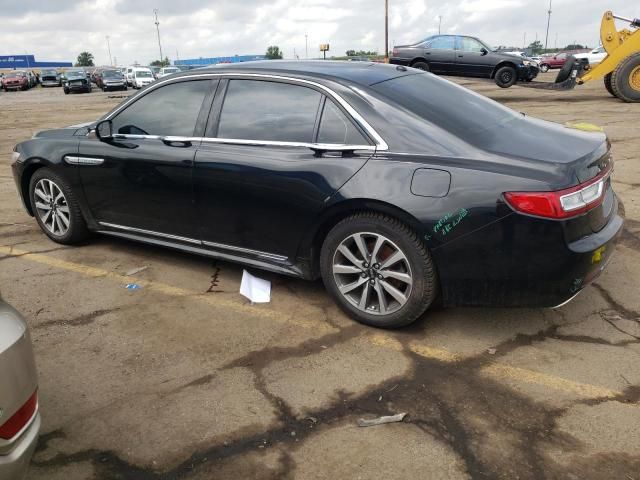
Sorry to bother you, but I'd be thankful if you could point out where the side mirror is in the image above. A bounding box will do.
[95,120,113,141]
[480,48,488,56]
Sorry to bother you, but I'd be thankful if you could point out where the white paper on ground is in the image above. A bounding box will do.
[239,269,271,303]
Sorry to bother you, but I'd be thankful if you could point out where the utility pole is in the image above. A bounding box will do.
[154,9,164,63]
[305,34,308,59]
[544,0,552,52]
[384,0,389,63]
[523,32,526,50]
[438,15,443,35]
[105,35,113,66]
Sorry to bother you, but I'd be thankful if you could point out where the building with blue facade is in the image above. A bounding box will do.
[0,55,72,70]
[175,54,266,67]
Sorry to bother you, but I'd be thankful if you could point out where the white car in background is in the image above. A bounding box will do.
[131,67,154,89]
[574,46,607,66]
[125,66,135,86]
[157,66,180,79]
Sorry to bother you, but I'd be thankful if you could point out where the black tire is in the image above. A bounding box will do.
[64,88,69,94]
[411,61,430,72]
[604,73,615,97]
[540,63,550,73]
[123,86,128,91]
[320,212,437,328]
[610,53,640,103]
[29,168,90,245]
[494,65,517,88]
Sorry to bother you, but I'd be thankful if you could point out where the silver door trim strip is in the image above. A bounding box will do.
[110,133,376,152]
[202,241,288,262]
[98,222,201,245]
[102,72,388,150]
[64,156,105,166]
[98,222,288,262]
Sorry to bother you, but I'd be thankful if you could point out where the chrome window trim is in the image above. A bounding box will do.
[64,156,105,166]
[98,222,288,262]
[103,72,388,151]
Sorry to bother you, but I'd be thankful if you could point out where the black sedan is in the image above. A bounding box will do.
[11,61,622,328]
[391,35,538,87]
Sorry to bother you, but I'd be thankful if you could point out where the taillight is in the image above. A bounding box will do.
[392,48,399,57]
[504,167,611,219]
[0,390,38,440]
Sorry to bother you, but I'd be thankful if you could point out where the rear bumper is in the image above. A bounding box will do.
[434,204,624,308]
[389,58,411,67]
[0,412,40,480]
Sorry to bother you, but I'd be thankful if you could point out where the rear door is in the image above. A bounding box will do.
[423,36,456,73]
[77,79,216,239]
[194,77,376,261]
[453,36,494,77]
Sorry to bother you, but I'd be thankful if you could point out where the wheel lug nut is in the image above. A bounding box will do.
[361,272,367,278]
[373,263,380,269]
[377,273,383,279]
[363,262,369,268]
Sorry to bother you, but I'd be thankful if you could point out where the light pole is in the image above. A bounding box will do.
[305,34,308,59]
[154,9,164,63]
[105,35,113,66]
[544,0,552,52]
[523,32,526,50]
[384,0,389,63]
[438,15,442,35]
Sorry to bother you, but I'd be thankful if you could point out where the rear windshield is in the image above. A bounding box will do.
[371,73,519,142]
[103,70,122,78]
[135,71,152,78]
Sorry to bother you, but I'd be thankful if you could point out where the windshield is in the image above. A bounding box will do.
[66,70,85,79]
[10,71,26,77]
[103,70,123,78]
[163,68,179,73]
[135,70,152,78]
[372,73,519,143]
[41,70,57,76]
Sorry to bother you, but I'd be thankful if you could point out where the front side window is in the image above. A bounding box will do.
[112,80,210,137]
[217,80,322,143]
[427,36,455,50]
[317,99,369,145]
[457,37,485,52]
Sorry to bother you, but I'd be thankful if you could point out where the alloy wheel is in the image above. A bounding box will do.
[34,179,70,236]
[332,232,413,315]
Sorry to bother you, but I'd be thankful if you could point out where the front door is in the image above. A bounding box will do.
[453,36,495,77]
[194,78,376,261]
[78,79,215,239]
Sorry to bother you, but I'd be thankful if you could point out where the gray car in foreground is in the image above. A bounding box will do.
[0,296,39,480]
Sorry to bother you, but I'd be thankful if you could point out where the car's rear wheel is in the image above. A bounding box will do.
[539,63,550,73]
[411,61,430,72]
[29,168,89,244]
[320,213,437,328]
[494,65,517,88]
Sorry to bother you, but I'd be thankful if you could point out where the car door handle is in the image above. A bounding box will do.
[458,55,464,58]
[161,136,193,148]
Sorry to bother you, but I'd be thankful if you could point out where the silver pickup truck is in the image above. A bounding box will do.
[0,296,40,480]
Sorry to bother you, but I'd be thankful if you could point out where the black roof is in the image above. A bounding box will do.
[192,60,415,87]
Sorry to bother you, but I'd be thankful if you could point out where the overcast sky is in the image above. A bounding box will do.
[0,0,637,66]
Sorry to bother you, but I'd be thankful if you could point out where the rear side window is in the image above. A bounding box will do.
[372,73,518,142]
[112,80,210,137]
[427,36,455,50]
[217,80,322,142]
[317,99,370,145]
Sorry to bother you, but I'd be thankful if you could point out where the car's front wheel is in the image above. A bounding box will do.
[320,213,437,328]
[495,66,517,88]
[29,168,89,244]
[539,63,550,73]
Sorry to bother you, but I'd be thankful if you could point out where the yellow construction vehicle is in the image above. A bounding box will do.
[520,11,640,102]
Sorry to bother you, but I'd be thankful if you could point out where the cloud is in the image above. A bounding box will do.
[0,0,637,66]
